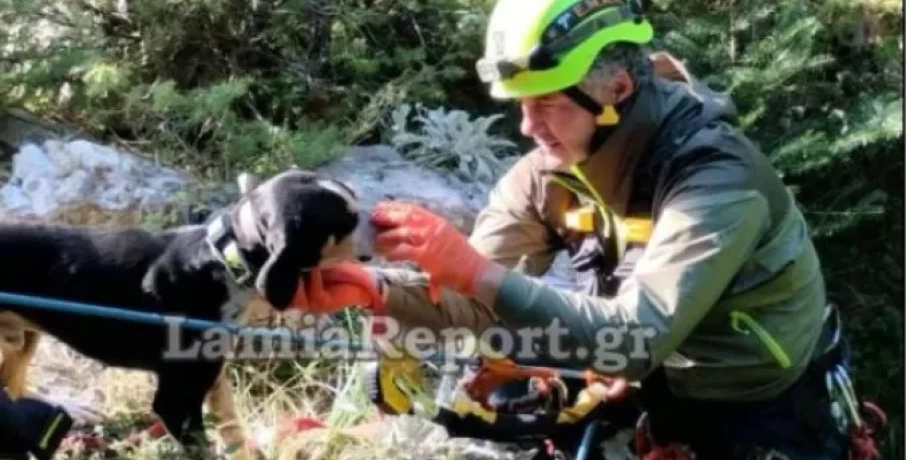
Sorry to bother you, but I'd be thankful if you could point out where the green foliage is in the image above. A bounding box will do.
[1,0,492,180]
[652,0,902,233]
[385,103,519,184]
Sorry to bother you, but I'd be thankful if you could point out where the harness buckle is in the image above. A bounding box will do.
[205,212,255,287]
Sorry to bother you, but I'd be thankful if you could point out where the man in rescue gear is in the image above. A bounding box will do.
[289,0,885,458]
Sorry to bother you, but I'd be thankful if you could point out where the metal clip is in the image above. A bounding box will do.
[826,371,849,434]
[393,374,439,418]
[826,364,861,429]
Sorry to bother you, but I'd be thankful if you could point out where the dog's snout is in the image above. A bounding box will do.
[352,209,377,263]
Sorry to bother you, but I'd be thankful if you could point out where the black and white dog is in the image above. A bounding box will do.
[0,168,373,456]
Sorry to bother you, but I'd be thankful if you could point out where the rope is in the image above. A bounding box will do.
[0,290,477,368]
[0,290,377,351]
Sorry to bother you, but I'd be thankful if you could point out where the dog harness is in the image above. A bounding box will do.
[205,211,256,288]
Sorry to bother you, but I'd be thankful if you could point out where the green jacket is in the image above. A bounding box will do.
[379,58,828,402]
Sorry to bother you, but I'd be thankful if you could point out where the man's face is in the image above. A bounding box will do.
[519,92,597,167]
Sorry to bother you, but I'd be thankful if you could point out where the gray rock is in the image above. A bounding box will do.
[315,145,491,234]
[55,169,95,204]
[0,139,190,217]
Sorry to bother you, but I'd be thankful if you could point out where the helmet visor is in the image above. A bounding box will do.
[475,57,528,83]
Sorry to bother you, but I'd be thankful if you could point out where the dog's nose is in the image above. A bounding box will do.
[352,209,377,264]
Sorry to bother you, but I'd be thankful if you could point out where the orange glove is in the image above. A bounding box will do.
[371,201,491,303]
[290,262,384,314]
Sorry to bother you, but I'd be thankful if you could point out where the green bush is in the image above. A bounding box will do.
[1,0,494,179]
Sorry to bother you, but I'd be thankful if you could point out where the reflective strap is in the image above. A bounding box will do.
[729,311,793,369]
[568,165,626,259]
[821,303,843,356]
[38,411,66,450]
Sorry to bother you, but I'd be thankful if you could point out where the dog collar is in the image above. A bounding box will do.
[205,212,255,287]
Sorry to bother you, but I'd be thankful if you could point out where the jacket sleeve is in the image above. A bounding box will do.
[379,151,565,334]
[489,171,771,381]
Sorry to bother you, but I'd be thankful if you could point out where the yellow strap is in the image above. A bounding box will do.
[375,342,425,415]
[565,206,597,232]
[380,360,424,414]
[567,165,629,258]
[624,216,653,243]
[450,393,498,424]
[551,168,654,257]
[555,380,616,424]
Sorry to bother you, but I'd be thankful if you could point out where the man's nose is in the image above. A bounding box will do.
[519,102,543,138]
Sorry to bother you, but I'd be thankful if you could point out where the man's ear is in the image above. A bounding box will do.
[254,221,323,310]
[610,69,636,105]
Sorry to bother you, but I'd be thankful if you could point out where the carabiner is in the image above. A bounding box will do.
[393,374,439,418]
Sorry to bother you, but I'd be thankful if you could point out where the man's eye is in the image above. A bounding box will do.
[542,104,562,113]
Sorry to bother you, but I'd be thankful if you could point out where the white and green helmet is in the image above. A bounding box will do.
[476,0,654,100]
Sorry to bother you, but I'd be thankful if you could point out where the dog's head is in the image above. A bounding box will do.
[228,169,375,310]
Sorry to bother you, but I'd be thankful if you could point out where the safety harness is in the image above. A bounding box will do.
[362,348,636,460]
[359,330,887,460]
[628,304,889,460]
[205,210,258,288]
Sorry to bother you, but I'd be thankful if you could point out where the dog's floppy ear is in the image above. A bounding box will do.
[254,216,325,310]
[256,227,299,310]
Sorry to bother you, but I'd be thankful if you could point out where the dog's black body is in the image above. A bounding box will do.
[0,169,366,452]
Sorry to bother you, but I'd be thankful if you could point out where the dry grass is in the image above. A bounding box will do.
[21,280,521,459]
[27,334,528,460]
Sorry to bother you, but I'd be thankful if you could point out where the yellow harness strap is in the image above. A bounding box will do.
[564,206,653,244]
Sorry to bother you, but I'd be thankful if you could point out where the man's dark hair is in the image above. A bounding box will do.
[579,42,654,95]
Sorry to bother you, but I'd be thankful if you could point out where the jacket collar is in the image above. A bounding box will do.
[545,77,662,218]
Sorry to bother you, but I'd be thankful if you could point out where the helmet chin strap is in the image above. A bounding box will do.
[561,85,623,154]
